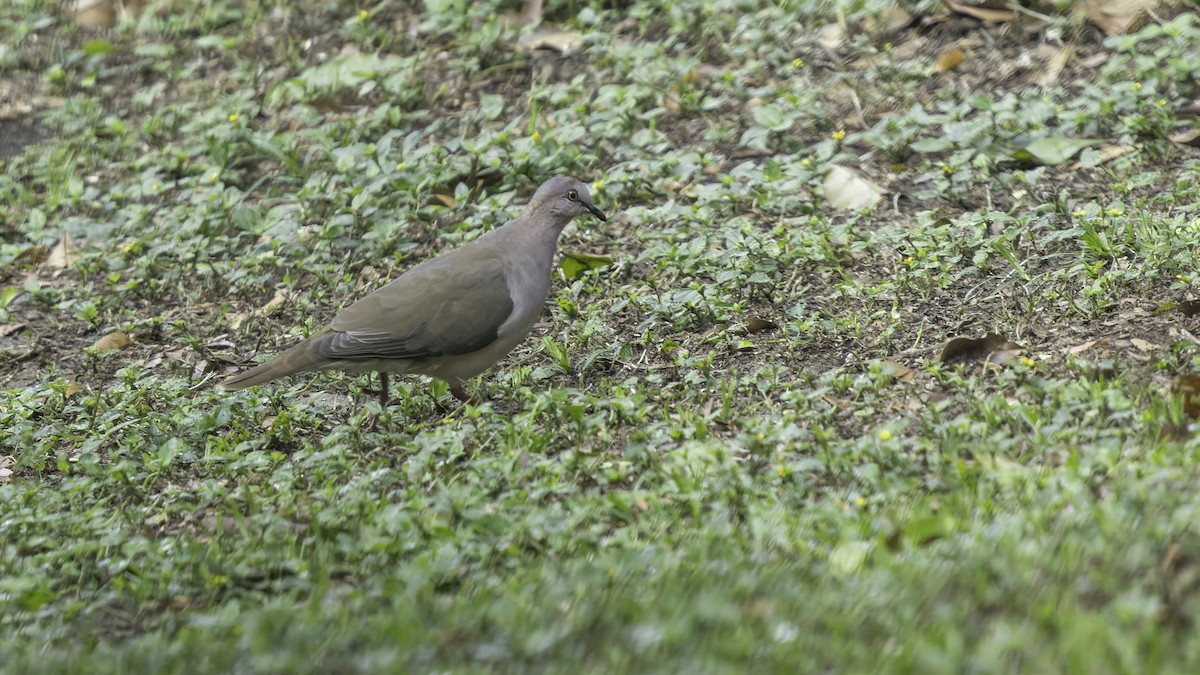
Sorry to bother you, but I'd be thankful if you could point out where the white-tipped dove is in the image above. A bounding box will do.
[218,176,606,405]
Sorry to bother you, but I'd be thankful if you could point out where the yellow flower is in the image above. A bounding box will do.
[942,164,952,174]
[151,183,161,192]
[1158,99,1167,106]
[832,129,846,140]
[531,130,541,141]
[776,465,791,478]
[1134,81,1142,90]
[755,432,765,441]
[792,58,804,68]
[592,178,606,192]
[207,170,219,184]
[1020,357,1035,367]
[395,162,406,171]
[228,113,239,123]
[878,430,892,441]
[1107,208,1124,216]
[357,9,368,21]
[1072,210,1085,216]
[854,496,867,507]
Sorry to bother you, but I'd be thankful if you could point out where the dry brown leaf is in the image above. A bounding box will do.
[517,25,582,54]
[226,311,249,331]
[92,331,132,351]
[823,165,883,211]
[47,234,82,269]
[1067,338,1110,356]
[259,288,292,314]
[64,381,83,398]
[1083,0,1163,35]
[944,0,1016,22]
[1035,45,1073,87]
[0,323,26,338]
[881,358,917,382]
[936,47,966,71]
[745,317,777,334]
[1177,300,1200,317]
[1130,338,1156,353]
[940,332,1023,364]
[192,359,210,381]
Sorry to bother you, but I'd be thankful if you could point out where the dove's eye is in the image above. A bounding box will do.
[567,190,578,201]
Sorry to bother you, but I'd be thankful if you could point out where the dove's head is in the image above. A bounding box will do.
[529,176,606,223]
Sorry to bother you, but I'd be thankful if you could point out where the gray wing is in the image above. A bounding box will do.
[308,261,515,362]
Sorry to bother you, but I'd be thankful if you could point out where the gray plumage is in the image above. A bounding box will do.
[217,176,606,403]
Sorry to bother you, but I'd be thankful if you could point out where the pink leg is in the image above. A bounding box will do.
[450,386,478,404]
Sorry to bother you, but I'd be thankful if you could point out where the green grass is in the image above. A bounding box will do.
[3,0,1200,672]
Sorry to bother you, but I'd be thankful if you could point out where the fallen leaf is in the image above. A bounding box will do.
[936,47,966,72]
[64,381,83,398]
[745,317,777,334]
[1130,338,1156,353]
[0,323,26,338]
[259,288,292,314]
[1035,45,1073,86]
[0,467,11,479]
[1084,0,1157,35]
[1177,300,1200,317]
[880,358,916,382]
[46,234,82,269]
[193,359,218,382]
[940,332,1023,364]
[516,25,582,54]
[92,331,132,351]
[560,251,614,280]
[1067,338,1110,356]
[944,0,1015,22]
[823,165,883,211]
